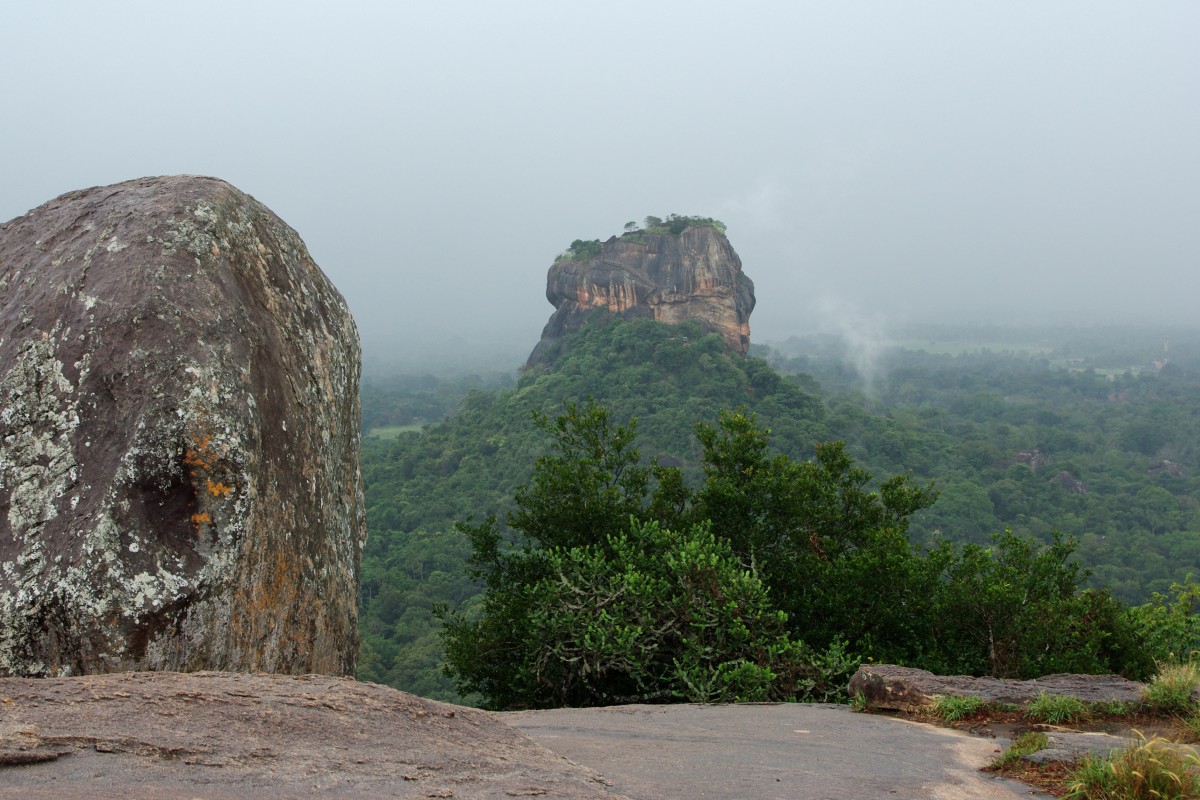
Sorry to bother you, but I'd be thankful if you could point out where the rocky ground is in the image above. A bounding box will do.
[4,667,1193,799]
[0,672,628,799]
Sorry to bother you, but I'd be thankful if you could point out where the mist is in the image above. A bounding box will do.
[3,2,1197,370]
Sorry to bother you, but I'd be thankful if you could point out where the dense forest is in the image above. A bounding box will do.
[358,318,1200,704]
[764,325,1200,603]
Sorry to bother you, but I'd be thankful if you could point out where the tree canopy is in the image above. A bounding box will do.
[438,401,1145,709]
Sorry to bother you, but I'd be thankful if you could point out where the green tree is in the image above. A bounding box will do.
[507,402,660,549]
[926,530,1144,678]
[440,519,829,708]
[438,402,859,708]
[690,411,938,659]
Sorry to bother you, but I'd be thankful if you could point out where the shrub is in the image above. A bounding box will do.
[1127,579,1200,667]
[1025,692,1091,725]
[926,531,1141,679]
[1065,733,1200,800]
[441,518,829,708]
[555,238,602,262]
[1143,654,1200,716]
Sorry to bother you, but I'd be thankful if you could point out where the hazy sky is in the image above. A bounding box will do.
[3,2,1197,366]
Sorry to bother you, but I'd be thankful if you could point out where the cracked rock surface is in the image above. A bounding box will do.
[0,176,365,677]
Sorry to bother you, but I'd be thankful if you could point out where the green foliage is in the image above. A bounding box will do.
[1129,580,1200,665]
[640,213,727,236]
[690,410,939,664]
[358,316,827,700]
[926,531,1145,679]
[437,401,857,708]
[1143,655,1200,716]
[933,694,986,722]
[508,403,665,549]
[766,326,1200,608]
[439,395,1137,708]
[361,370,514,431]
[555,238,603,262]
[1065,734,1200,800]
[360,320,1200,701]
[1025,692,1091,725]
[440,518,823,709]
[1094,700,1134,717]
[356,527,478,700]
[991,731,1049,768]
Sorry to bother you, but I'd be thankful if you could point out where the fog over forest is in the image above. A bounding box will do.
[3,3,1197,368]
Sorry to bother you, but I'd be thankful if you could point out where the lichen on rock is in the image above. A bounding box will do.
[0,175,365,677]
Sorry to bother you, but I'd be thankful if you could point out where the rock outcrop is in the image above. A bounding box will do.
[0,176,365,677]
[1148,459,1187,478]
[848,664,1147,713]
[0,672,628,799]
[1054,470,1089,495]
[527,223,755,366]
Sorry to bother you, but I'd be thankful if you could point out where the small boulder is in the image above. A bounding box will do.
[0,176,365,677]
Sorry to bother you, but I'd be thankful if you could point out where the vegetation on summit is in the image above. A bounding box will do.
[554,214,729,261]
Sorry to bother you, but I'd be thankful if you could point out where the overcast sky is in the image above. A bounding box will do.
[3,2,1197,367]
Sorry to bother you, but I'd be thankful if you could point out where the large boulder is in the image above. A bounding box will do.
[0,176,365,677]
[527,223,755,366]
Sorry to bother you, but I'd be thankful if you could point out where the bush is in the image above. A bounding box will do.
[926,531,1142,679]
[556,238,602,262]
[1143,655,1200,715]
[440,519,831,708]
[1065,734,1200,800]
[1128,579,1200,668]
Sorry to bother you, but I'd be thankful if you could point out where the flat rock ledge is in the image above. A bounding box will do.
[1020,731,1139,765]
[849,664,1147,713]
[0,671,630,800]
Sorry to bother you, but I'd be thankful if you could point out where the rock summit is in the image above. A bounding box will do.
[527,218,755,366]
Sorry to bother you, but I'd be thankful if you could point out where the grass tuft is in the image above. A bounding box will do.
[1181,715,1200,743]
[1092,700,1134,717]
[1143,654,1200,716]
[1025,691,1091,725]
[1064,732,1200,800]
[991,730,1050,768]
[933,694,986,722]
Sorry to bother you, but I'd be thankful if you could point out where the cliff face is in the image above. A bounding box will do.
[527,225,755,366]
[0,176,365,677]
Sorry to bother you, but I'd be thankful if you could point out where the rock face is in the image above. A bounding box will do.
[0,672,628,800]
[527,225,755,366]
[848,664,1147,712]
[0,176,365,677]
